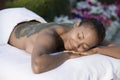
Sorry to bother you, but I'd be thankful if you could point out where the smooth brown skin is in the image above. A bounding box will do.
[9,21,120,74]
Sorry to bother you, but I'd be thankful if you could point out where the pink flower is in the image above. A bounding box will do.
[116,5,120,18]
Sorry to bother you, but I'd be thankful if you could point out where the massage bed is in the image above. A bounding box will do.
[0,8,120,80]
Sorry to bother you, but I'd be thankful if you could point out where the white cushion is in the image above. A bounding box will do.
[0,7,47,45]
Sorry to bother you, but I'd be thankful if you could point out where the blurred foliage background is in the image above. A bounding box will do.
[0,0,119,22]
[5,0,70,22]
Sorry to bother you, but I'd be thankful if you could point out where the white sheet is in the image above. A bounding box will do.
[0,7,47,45]
[0,44,120,80]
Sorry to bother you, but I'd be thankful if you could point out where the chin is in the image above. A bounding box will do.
[65,46,71,51]
[65,46,70,50]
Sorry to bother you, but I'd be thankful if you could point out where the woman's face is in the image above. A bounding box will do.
[65,25,98,52]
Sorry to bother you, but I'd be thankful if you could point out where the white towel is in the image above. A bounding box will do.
[0,44,120,80]
[0,7,47,45]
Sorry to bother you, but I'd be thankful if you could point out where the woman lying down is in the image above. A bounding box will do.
[9,18,120,74]
[5,8,120,74]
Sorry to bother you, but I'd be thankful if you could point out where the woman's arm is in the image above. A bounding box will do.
[79,40,120,59]
[95,41,120,59]
[32,51,70,74]
[31,29,82,74]
[31,29,71,74]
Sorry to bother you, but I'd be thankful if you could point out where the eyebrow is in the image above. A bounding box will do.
[82,32,84,39]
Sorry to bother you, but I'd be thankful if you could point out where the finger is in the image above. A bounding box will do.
[64,50,80,54]
[81,50,94,55]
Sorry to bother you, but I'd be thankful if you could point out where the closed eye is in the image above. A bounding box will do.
[78,36,81,40]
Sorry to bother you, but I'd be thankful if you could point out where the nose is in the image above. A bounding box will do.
[73,41,85,52]
[77,47,85,52]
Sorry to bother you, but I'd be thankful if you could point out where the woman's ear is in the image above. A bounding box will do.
[73,21,80,28]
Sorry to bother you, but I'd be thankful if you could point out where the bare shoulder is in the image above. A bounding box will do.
[52,23,73,35]
[36,22,73,35]
[32,29,64,54]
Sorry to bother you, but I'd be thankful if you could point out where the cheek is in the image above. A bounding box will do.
[70,30,78,39]
[64,40,71,50]
[70,33,75,39]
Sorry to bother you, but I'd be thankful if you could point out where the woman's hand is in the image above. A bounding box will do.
[80,48,97,55]
[64,51,82,59]
[64,47,98,56]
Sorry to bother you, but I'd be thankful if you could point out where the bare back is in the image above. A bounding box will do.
[9,21,73,54]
